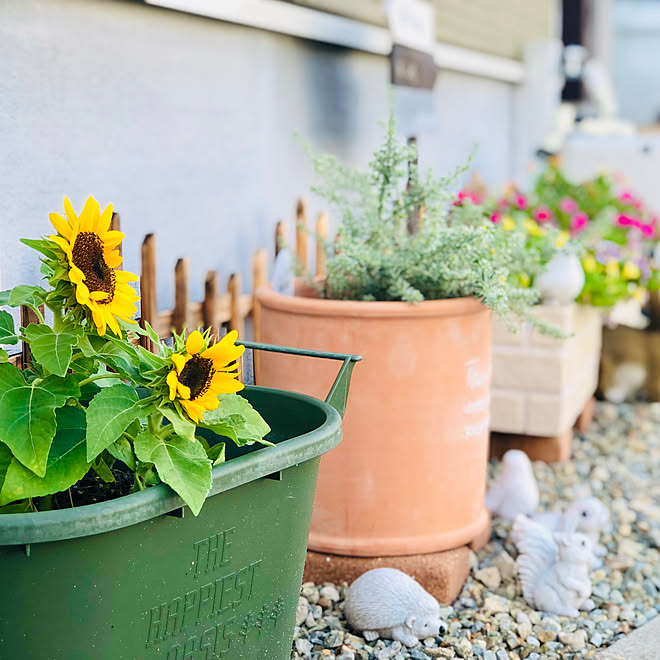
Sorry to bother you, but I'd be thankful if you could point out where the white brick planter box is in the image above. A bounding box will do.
[491,304,602,436]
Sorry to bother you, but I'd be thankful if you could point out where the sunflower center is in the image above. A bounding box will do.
[72,232,116,304]
[179,355,215,400]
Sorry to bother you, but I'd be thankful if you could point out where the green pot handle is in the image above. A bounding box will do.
[238,341,361,418]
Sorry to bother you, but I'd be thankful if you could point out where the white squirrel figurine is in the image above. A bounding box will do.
[532,496,610,565]
[343,568,447,647]
[512,515,595,617]
[485,450,539,520]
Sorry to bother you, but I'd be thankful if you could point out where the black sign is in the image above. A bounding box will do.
[390,44,437,90]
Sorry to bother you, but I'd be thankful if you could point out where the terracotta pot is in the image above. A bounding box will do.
[254,284,492,557]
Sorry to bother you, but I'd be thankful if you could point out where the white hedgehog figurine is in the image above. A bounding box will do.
[485,449,539,520]
[343,568,447,647]
[513,515,595,617]
[532,496,610,565]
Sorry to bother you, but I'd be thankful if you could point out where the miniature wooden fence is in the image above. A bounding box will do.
[8,199,330,370]
[277,198,329,280]
[7,213,268,368]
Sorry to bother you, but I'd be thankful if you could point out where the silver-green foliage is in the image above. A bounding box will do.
[309,116,546,324]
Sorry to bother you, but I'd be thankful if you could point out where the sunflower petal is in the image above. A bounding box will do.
[104,250,123,269]
[98,203,114,234]
[116,270,139,283]
[202,330,245,364]
[75,281,90,304]
[166,371,179,400]
[49,235,72,255]
[69,264,86,284]
[79,196,101,232]
[89,291,109,301]
[49,213,72,240]
[102,230,125,250]
[91,306,107,336]
[106,312,121,337]
[181,400,203,423]
[171,353,189,374]
[177,382,191,400]
[186,330,205,356]
[63,197,79,233]
[210,373,245,394]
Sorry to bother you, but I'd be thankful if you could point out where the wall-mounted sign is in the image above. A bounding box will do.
[385,0,436,90]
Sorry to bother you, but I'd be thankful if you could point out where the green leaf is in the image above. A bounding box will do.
[23,323,82,377]
[0,500,32,514]
[199,393,272,447]
[85,384,156,462]
[0,366,80,477]
[0,311,18,344]
[7,285,47,310]
[106,435,137,471]
[0,406,90,505]
[0,443,13,492]
[0,290,10,306]
[92,455,115,483]
[20,237,60,260]
[78,335,144,384]
[207,442,226,466]
[134,431,212,516]
[160,406,196,442]
[0,349,8,363]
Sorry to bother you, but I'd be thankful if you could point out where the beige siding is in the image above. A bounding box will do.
[286,0,552,59]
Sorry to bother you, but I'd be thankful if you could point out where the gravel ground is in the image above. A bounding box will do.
[291,401,660,659]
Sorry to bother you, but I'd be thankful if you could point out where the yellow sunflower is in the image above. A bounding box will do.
[167,330,245,423]
[48,196,139,336]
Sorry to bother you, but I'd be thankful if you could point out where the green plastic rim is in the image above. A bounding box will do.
[0,385,342,547]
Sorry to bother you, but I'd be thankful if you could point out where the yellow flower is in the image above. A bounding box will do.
[622,261,641,280]
[502,216,516,231]
[167,330,245,423]
[518,272,531,287]
[48,197,139,336]
[606,260,620,278]
[555,231,570,248]
[582,254,597,273]
[631,287,647,304]
[523,219,546,237]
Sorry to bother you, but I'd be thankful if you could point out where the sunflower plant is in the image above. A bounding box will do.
[0,197,270,516]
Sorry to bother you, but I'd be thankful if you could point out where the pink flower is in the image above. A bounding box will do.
[570,212,589,233]
[453,190,483,206]
[513,193,528,210]
[490,211,501,223]
[617,214,636,228]
[533,206,553,223]
[559,197,578,214]
[619,191,636,204]
[497,197,510,210]
[640,223,656,238]
[619,190,643,210]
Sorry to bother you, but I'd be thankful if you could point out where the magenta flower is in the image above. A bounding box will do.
[559,197,578,214]
[533,206,553,223]
[497,197,510,210]
[617,214,636,228]
[490,211,501,223]
[619,191,636,204]
[513,193,528,210]
[570,212,589,234]
[453,190,483,206]
[640,223,656,238]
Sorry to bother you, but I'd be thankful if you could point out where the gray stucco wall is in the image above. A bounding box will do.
[1,0,515,314]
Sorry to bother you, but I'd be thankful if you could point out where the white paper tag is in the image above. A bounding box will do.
[385,0,435,55]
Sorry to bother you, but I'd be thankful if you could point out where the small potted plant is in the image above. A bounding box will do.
[0,197,359,659]
[254,117,551,570]
[483,165,659,456]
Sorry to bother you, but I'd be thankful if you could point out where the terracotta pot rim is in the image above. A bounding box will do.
[256,284,488,319]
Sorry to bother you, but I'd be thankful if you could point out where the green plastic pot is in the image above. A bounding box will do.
[0,342,359,660]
